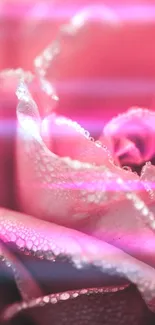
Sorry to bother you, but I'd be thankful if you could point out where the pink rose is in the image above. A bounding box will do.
[1,3,155,325]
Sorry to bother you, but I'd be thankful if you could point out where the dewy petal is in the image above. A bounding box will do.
[141,162,155,202]
[41,112,114,166]
[15,81,152,231]
[0,69,33,209]
[100,136,143,166]
[89,197,155,269]
[34,4,155,129]
[0,240,41,301]
[103,107,155,165]
[3,285,154,325]
[1,208,155,312]
[140,162,155,223]
[29,77,59,118]
[0,67,57,208]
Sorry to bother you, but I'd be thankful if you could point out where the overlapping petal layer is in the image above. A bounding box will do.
[1,3,155,325]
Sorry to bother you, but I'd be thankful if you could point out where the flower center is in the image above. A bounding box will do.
[104,109,155,176]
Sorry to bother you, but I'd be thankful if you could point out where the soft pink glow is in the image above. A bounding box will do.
[1,3,155,22]
[1,3,155,323]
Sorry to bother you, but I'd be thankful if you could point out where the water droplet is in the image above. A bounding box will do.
[60,292,70,300]
[146,161,151,166]
[122,166,132,172]
[84,130,90,138]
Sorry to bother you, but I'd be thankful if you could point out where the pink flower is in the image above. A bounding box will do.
[1,3,155,325]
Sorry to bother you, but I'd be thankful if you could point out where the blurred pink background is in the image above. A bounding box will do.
[1,0,155,123]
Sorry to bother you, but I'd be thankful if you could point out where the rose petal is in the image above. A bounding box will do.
[0,237,42,320]
[0,68,58,212]
[103,108,155,166]
[0,251,21,314]
[141,162,155,202]
[35,5,155,125]
[41,112,113,166]
[29,77,58,118]
[0,69,34,209]
[3,285,154,325]
[0,241,41,301]
[100,135,143,166]
[1,208,155,311]
[15,81,148,230]
[89,197,155,268]
[15,79,155,277]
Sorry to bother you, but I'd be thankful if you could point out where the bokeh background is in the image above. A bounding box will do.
[1,0,155,124]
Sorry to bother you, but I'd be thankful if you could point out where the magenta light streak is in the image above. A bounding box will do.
[0,119,16,135]
[55,78,155,96]
[1,3,155,23]
[25,179,155,192]
[116,4,155,22]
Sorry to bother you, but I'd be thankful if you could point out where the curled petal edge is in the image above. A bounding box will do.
[0,208,155,312]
